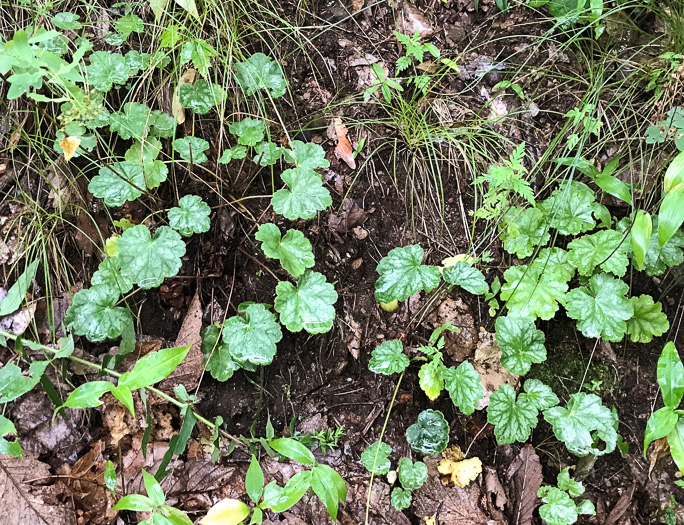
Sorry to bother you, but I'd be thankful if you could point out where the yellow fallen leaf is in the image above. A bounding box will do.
[173,68,197,125]
[425,515,436,525]
[437,456,482,488]
[380,299,399,312]
[59,136,81,162]
[439,254,475,273]
[200,498,250,525]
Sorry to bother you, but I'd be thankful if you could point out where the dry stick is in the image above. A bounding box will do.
[364,369,405,525]
[0,330,246,448]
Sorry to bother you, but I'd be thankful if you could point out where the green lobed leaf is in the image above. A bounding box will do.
[287,141,330,170]
[108,102,153,140]
[521,379,559,411]
[565,273,634,342]
[178,79,225,114]
[499,206,550,258]
[179,40,217,77]
[200,324,242,381]
[234,53,288,97]
[89,162,145,207]
[390,487,412,511]
[119,345,191,390]
[442,261,488,295]
[0,415,22,456]
[537,487,580,525]
[64,284,132,342]
[539,180,596,236]
[92,257,133,294]
[406,409,449,455]
[271,168,332,220]
[626,295,669,343]
[0,361,49,404]
[222,303,282,365]
[254,142,284,166]
[255,223,314,277]
[658,342,684,409]
[124,139,168,189]
[274,270,337,333]
[87,51,129,92]
[443,361,483,415]
[168,195,211,237]
[115,14,144,36]
[173,136,209,163]
[557,468,584,497]
[495,316,546,375]
[52,12,82,30]
[567,229,630,277]
[543,392,618,457]
[368,340,409,375]
[487,384,539,445]
[374,245,442,303]
[229,117,265,146]
[397,458,428,490]
[117,225,186,289]
[639,218,684,276]
[360,441,392,474]
[218,146,247,164]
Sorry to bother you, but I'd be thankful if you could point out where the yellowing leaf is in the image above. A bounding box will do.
[440,254,475,273]
[425,515,436,525]
[437,456,482,487]
[59,136,81,162]
[105,235,120,257]
[200,498,250,525]
[380,299,399,312]
[173,68,197,125]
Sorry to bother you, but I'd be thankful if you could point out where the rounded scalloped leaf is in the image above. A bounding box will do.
[64,284,132,342]
[274,270,337,334]
[368,340,409,375]
[222,303,282,366]
[406,409,449,455]
[168,195,211,237]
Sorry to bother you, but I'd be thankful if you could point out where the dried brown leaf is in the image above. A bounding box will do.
[173,68,197,125]
[331,118,356,169]
[506,444,543,525]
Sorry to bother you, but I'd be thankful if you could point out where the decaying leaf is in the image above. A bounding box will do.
[648,437,670,476]
[330,117,356,169]
[506,444,543,525]
[437,452,483,488]
[59,136,81,162]
[173,68,197,125]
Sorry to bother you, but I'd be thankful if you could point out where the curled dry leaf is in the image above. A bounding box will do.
[173,68,197,125]
[437,456,483,487]
[59,136,81,162]
[330,117,356,169]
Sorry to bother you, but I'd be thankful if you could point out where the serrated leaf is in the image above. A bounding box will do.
[487,384,539,445]
[406,409,449,455]
[557,468,584,497]
[443,361,483,415]
[539,180,596,235]
[178,79,225,114]
[368,340,409,375]
[168,195,211,237]
[0,415,22,456]
[501,249,573,320]
[391,488,412,510]
[234,53,288,97]
[537,487,580,525]
[124,138,168,189]
[274,270,337,333]
[374,245,441,303]
[222,303,282,365]
[255,223,314,277]
[288,141,330,170]
[397,458,428,490]
[115,14,144,36]
[419,358,445,401]
[218,146,247,164]
[361,441,392,474]
[119,345,191,390]
[89,162,145,207]
[521,379,558,411]
[500,206,550,258]
[254,142,284,166]
[442,261,488,295]
[92,257,134,294]
[117,225,186,289]
[565,273,633,341]
[109,102,153,140]
[658,342,684,409]
[626,294,669,343]
[229,117,265,146]
[87,51,129,92]
[0,361,49,404]
[150,110,176,138]
[567,229,630,277]
[495,316,546,375]
[543,392,618,456]
[173,136,209,163]
[271,168,332,220]
[64,284,131,342]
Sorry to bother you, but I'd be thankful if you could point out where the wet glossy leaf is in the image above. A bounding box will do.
[89,162,145,207]
[658,342,684,408]
[626,294,669,343]
[222,303,282,365]
[178,79,225,114]
[567,229,630,277]
[442,261,488,295]
[390,488,412,511]
[397,458,428,490]
[499,206,550,258]
[495,316,546,375]
[406,409,449,455]
[539,180,596,236]
[173,136,209,163]
[487,384,538,445]
[374,245,441,303]
[64,284,131,342]
[108,102,153,140]
[274,270,337,333]
[229,117,265,146]
[443,361,483,415]
[87,51,129,92]
[234,53,288,97]
[368,340,409,375]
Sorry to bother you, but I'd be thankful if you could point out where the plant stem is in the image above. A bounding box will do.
[1,330,245,447]
[364,369,405,525]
